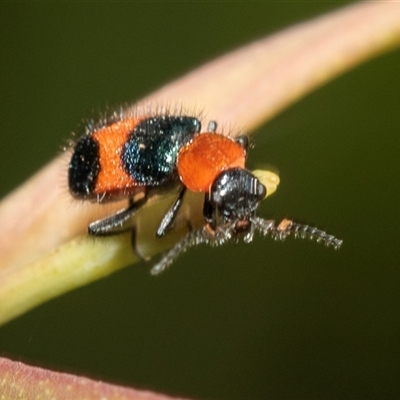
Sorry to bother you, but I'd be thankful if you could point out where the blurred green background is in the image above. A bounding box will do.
[1,3,399,399]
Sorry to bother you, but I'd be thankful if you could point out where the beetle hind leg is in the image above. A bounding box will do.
[88,195,147,236]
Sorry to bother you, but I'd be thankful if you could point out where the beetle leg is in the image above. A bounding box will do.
[88,194,147,236]
[156,186,186,238]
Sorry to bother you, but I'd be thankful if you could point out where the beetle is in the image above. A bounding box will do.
[68,112,342,274]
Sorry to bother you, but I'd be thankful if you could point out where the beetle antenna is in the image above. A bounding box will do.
[151,218,342,275]
[252,217,343,249]
[150,224,236,275]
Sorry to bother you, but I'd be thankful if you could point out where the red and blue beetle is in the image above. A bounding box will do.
[68,112,342,274]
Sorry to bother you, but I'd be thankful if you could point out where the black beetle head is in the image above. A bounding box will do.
[204,168,266,233]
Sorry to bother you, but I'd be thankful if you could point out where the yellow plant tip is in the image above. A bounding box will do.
[252,169,280,198]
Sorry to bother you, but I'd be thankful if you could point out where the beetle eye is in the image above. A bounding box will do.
[258,182,267,199]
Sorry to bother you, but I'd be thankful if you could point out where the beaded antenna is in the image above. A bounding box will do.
[151,218,342,275]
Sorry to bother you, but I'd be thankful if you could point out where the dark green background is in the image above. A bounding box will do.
[1,3,399,399]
